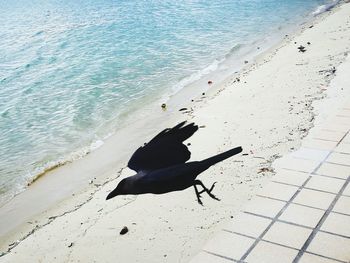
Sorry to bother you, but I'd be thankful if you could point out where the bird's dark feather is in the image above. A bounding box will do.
[127,122,198,172]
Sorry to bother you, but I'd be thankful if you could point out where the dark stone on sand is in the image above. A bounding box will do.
[207,80,213,84]
[120,226,129,235]
[244,60,248,64]
[309,25,314,28]
[202,92,205,96]
[68,242,74,248]
[187,143,191,146]
[179,108,187,111]
[161,103,166,109]
[307,42,311,45]
[298,45,306,53]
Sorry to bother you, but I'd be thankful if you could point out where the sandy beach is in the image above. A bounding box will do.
[1,2,350,262]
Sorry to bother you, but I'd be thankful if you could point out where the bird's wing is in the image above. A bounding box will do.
[127,122,198,173]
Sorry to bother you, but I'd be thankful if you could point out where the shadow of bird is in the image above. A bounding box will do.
[106,122,242,205]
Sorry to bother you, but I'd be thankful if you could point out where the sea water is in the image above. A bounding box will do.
[0,0,334,205]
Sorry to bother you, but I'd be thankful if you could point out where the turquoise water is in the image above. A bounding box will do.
[0,0,331,204]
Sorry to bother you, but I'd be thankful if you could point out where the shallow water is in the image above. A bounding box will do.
[0,0,330,205]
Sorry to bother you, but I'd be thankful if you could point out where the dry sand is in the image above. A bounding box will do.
[1,2,350,262]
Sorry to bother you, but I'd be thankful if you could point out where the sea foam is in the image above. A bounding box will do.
[313,0,340,15]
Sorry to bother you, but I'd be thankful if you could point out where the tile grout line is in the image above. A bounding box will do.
[201,250,240,262]
[331,210,350,217]
[237,140,339,261]
[312,173,347,181]
[304,251,348,263]
[225,230,348,263]
[255,195,350,216]
[227,230,299,251]
[274,171,347,183]
[238,175,313,261]
[320,229,350,240]
[260,180,342,195]
[227,230,349,262]
[325,161,350,167]
[198,130,349,262]
[270,180,347,194]
[289,129,350,262]
[241,211,350,239]
[292,176,350,263]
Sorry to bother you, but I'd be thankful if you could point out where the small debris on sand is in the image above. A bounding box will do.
[207,80,213,85]
[297,45,306,53]
[257,167,273,174]
[179,108,187,111]
[68,242,74,248]
[161,103,166,109]
[120,226,129,235]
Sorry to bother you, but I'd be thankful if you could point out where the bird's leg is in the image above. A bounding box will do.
[193,184,203,205]
[194,180,220,201]
[198,181,217,195]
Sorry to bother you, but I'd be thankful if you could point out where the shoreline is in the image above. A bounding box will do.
[0,0,328,209]
[1,1,350,261]
[0,0,320,227]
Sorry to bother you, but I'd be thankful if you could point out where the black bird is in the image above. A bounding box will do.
[106,122,242,205]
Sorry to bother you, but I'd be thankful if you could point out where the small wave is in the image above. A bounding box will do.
[26,139,104,186]
[171,57,224,93]
[33,30,44,37]
[170,43,245,94]
[312,0,340,16]
[225,44,244,59]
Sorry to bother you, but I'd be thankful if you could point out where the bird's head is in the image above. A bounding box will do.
[106,178,128,200]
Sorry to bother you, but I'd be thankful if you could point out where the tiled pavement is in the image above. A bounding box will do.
[190,102,350,263]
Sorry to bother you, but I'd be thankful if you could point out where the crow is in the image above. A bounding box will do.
[106,122,242,205]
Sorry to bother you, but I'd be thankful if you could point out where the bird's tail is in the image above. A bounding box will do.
[201,146,242,168]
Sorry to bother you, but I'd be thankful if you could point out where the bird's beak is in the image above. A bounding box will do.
[106,188,119,200]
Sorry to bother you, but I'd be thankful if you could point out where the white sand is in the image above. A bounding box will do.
[1,2,350,262]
